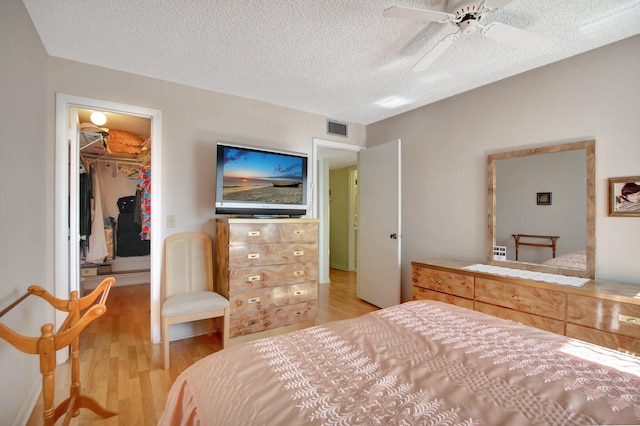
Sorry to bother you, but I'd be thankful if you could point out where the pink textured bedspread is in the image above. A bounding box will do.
[542,250,587,269]
[160,300,640,425]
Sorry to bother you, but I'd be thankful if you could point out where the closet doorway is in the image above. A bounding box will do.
[55,94,163,347]
[78,109,152,291]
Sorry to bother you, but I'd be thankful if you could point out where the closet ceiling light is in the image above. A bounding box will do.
[90,111,107,126]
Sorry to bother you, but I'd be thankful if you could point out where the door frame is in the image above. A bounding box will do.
[348,166,358,272]
[311,138,362,283]
[55,94,163,344]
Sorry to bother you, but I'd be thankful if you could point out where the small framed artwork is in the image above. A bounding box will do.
[608,176,640,216]
[493,245,506,261]
[537,192,552,205]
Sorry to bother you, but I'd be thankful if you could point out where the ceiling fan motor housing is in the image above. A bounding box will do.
[448,0,483,34]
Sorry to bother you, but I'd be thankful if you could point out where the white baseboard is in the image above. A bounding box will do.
[329,263,350,271]
[109,255,150,272]
[16,375,42,426]
[82,270,150,293]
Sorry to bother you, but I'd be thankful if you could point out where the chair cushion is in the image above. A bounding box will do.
[162,291,229,317]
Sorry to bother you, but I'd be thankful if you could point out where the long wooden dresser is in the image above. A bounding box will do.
[412,259,640,356]
[215,218,319,342]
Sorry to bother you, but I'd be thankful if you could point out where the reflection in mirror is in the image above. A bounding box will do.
[487,140,595,279]
[497,150,586,264]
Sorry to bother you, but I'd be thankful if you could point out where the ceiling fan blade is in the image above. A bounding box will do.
[411,31,460,72]
[383,6,454,23]
[482,0,515,11]
[481,22,543,51]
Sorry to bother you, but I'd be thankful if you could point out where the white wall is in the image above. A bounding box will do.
[46,58,366,233]
[0,0,51,422]
[93,162,140,220]
[367,35,640,301]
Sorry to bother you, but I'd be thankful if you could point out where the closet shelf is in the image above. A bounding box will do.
[79,131,105,152]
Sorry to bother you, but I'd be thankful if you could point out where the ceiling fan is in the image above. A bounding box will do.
[384,0,543,72]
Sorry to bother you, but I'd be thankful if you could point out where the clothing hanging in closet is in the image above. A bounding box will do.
[79,170,93,255]
[138,163,151,240]
[85,166,109,263]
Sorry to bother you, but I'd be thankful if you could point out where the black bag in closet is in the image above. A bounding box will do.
[116,196,150,257]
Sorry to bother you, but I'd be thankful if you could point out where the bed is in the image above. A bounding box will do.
[159,300,640,425]
[542,250,587,270]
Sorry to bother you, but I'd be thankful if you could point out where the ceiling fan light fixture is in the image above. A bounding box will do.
[460,19,479,35]
[90,111,107,126]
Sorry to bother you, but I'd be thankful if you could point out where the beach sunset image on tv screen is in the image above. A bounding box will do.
[221,146,304,204]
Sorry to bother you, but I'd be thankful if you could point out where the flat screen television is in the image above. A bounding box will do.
[215,142,308,217]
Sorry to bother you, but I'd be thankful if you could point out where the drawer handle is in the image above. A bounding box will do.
[294,230,304,235]
[248,319,259,325]
[620,314,639,325]
[434,278,443,284]
[247,275,261,282]
[293,250,304,256]
[294,270,305,276]
[295,311,303,316]
[294,290,303,296]
[248,253,260,259]
[248,231,261,236]
[248,297,260,303]
[512,294,523,302]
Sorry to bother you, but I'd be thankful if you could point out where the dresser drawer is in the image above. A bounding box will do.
[229,243,318,268]
[228,222,318,245]
[475,301,565,335]
[475,278,566,320]
[228,263,318,291]
[412,266,474,299]
[230,300,318,337]
[229,283,318,315]
[412,286,474,309]
[567,294,640,339]
[566,323,640,357]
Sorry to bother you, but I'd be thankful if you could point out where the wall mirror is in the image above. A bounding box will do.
[487,140,595,279]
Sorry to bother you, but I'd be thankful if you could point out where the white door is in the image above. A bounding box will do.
[69,108,81,294]
[356,139,401,308]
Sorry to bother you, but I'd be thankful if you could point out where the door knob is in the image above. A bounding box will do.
[389,233,397,239]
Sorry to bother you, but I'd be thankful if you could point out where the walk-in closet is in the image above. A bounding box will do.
[78,109,152,292]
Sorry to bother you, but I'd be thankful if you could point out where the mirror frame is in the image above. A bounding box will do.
[487,139,595,279]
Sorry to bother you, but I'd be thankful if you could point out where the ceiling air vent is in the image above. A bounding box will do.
[327,120,348,137]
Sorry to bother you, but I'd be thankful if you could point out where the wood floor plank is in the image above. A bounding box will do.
[26,269,378,425]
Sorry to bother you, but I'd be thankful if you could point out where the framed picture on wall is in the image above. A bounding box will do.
[536,192,551,205]
[608,176,640,216]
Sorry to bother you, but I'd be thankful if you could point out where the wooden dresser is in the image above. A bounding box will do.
[412,259,640,356]
[215,218,319,341]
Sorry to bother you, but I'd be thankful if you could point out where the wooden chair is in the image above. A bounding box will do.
[0,277,117,425]
[162,232,230,370]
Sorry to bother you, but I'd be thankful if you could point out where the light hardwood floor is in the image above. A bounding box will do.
[27,269,378,425]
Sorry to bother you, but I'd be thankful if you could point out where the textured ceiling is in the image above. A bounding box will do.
[23,0,640,125]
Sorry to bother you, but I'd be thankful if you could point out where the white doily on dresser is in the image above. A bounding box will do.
[462,264,589,287]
